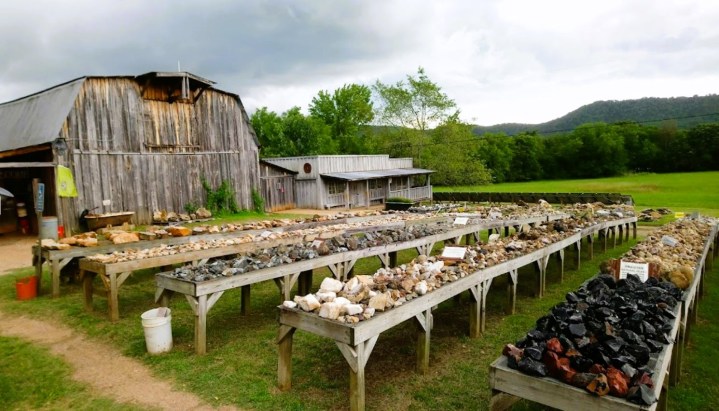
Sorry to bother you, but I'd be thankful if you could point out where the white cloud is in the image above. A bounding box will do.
[0,0,718,125]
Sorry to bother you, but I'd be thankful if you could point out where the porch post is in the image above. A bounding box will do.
[345,181,350,208]
[366,180,370,207]
[427,174,432,201]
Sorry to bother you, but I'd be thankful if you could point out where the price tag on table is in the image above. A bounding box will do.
[619,261,649,282]
[441,246,466,260]
[453,217,468,225]
[311,240,323,248]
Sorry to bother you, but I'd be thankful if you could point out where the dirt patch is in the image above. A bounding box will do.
[0,234,36,274]
[0,309,237,410]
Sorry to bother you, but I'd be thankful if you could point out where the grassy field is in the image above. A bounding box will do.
[2,232,718,410]
[435,171,719,217]
[1,171,717,410]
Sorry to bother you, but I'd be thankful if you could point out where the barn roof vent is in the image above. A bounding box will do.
[136,71,215,104]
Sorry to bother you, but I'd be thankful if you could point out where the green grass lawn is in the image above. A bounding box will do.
[0,336,146,410]
[4,233,717,410]
[434,171,719,217]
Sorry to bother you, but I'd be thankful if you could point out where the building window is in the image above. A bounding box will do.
[369,179,383,190]
[327,181,344,195]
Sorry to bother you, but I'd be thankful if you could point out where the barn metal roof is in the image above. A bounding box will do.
[0,77,85,153]
[321,167,433,181]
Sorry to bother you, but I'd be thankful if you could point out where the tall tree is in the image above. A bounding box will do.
[250,107,295,157]
[372,67,457,131]
[282,107,337,156]
[309,84,374,153]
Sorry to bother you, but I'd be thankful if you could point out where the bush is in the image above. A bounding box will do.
[252,188,265,214]
[386,197,414,203]
[201,177,240,215]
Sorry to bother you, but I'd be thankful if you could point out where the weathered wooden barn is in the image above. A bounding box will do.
[262,155,433,209]
[0,72,260,235]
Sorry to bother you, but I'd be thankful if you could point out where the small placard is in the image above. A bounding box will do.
[453,217,468,225]
[260,230,273,238]
[674,212,685,219]
[619,261,650,282]
[311,240,323,248]
[441,246,466,260]
[35,183,45,212]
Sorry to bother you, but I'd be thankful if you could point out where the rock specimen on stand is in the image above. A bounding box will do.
[501,274,683,405]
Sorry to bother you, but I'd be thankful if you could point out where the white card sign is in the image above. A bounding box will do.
[619,261,649,282]
[441,246,466,260]
[311,240,323,248]
[453,217,469,225]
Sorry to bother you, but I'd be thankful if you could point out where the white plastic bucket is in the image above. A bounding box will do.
[141,308,173,354]
[40,216,58,240]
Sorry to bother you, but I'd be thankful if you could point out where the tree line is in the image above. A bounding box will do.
[251,68,719,186]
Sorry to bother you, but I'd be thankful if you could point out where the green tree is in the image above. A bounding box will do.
[686,123,719,170]
[282,107,337,155]
[372,67,457,131]
[420,115,491,186]
[250,107,296,157]
[508,133,544,181]
[309,84,374,153]
[475,133,514,182]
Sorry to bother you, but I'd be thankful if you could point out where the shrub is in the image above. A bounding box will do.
[386,197,414,204]
[201,177,240,215]
[251,188,265,214]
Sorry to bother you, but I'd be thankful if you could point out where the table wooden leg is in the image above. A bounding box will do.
[336,336,378,411]
[469,285,481,338]
[241,285,251,315]
[575,241,581,270]
[278,325,296,391]
[34,248,43,294]
[196,295,208,355]
[82,270,94,312]
[416,309,432,374]
[51,258,61,298]
[506,270,517,315]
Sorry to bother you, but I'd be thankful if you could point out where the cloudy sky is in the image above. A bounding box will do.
[1,0,718,125]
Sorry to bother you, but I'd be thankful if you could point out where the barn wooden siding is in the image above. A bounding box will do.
[260,162,295,212]
[56,77,259,232]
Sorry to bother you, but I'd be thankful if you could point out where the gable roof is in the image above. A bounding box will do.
[0,72,259,153]
[0,77,86,153]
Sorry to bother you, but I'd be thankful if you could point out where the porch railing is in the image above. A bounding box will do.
[389,186,432,201]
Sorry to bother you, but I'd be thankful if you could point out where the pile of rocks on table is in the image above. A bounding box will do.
[602,217,717,289]
[638,208,673,222]
[166,224,450,282]
[283,218,582,324]
[502,274,682,405]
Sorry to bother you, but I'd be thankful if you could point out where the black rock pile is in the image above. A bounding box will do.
[503,274,682,405]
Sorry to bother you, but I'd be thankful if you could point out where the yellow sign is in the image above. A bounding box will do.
[56,165,78,197]
[674,212,685,219]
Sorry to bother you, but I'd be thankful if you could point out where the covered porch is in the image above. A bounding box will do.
[321,168,433,209]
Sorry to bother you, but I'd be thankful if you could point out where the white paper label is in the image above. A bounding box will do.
[453,217,469,225]
[260,230,273,238]
[661,235,678,247]
[311,240,323,248]
[441,246,466,260]
[619,261,649,282]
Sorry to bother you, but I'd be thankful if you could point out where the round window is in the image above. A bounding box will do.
[303,163,312,173]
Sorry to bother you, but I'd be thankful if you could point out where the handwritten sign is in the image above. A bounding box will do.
[260,230,273,238]
[661,235,678,247]
[453,217,468,225]
[441,246,466,260]
[311,240,323,248]
[619,261,649,282]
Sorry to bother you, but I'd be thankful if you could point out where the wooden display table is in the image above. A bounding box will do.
[489,302,680,411]
[154,214,566,354]
[34,213,446,297]
[276,231,587,411]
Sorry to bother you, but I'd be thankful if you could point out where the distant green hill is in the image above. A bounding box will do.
[473,94,719,135]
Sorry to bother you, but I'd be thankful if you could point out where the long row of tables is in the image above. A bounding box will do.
[275,216,637,411]
[153,213,574,354]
